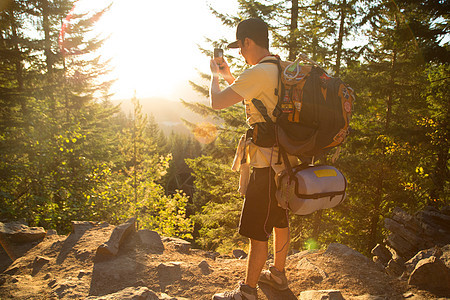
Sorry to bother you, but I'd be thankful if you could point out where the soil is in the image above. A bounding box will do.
[0,223,447,300]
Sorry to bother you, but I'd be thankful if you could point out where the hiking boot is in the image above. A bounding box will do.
[212,281,258,300]
[258,265,288,290]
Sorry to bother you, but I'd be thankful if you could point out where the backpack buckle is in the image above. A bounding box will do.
[273,105,282,118]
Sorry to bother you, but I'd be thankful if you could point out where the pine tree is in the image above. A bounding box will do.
[0,0,118,232]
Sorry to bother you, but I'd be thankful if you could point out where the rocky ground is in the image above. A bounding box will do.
[0,218,448,300]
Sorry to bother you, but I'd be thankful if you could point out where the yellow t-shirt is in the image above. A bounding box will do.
[229,56,298,194]
[230,56,279,125]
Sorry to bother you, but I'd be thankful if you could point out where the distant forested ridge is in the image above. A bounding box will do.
[0,0,448,255]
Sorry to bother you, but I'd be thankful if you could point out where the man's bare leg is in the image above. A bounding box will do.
[245,238,268,288]
[273,227,290,272]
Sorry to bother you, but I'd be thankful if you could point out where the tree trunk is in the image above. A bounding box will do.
[335,0,346,77]
[312,210,322,241]
[368,174,383,253]
[429,135,449,204]
[386,14,399,131]
[41,0,53,78]
[386,49,397,131]
[288,0,299,61]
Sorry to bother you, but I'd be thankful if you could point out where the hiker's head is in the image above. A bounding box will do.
[228,18,270,64]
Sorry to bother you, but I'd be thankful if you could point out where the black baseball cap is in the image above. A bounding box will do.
[227,18,269,49]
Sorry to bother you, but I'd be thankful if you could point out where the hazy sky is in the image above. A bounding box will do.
[76,0,238,101]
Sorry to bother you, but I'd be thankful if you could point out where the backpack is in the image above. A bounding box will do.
[251,54,355,161]
[250,54,355,215]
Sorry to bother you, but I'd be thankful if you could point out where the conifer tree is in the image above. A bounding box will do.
[185,0,448,253]
[0,0,118,231]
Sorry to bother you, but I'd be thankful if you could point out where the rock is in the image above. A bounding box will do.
[162,237,191,254]
[32,255,51,276]
[297,258,328,282]
[95,218,136,258]
[77,269,91,278]
[402,292,414,298]
[46,229,58,236]
[391,207,423,234]
[198,260,212,275]
[232,249,247,259]
[384,218,426,259]
[382,207,450,264]
[408,256,450,293]
[385,258,405,277]
[138,229,164,253]
[405,246,443,274]
[205,251,220,260]
[299,289,344,300]
[325,243,371,263]
[371,244,392,266]
[350,295,386,300]
[0,221,46,243]
[86,286,159,299]
[71,221,95,235]
[157,262,182,289]
[440,244,450,268]
[417,206,450,233]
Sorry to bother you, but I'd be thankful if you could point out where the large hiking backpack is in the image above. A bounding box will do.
[251,54,355,215]
[251,54,355,160]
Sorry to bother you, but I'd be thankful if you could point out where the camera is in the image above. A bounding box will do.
[214,48,223,58]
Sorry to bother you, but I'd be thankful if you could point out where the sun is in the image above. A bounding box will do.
[73,0,227,101]
[72,0,237,101]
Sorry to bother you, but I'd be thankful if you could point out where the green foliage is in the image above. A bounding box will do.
[186,156,244,252]
[185,0,449,255]
[0,0,194,240]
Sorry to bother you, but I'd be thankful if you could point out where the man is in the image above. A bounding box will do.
[210,18,297,300]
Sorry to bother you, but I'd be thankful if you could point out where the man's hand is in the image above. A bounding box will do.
[210,57,234,85]
[209,57,242,110]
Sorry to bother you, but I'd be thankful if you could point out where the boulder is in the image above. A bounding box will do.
[385,207,450,261]
[297,258,328,282]
[408,256,450,293]
[325,243,372,264]
[440,244,450,268]
[71,221,95,235]
[385,258,405,277]
[138,229,164,254]
[371,244,392,266]
[405,246,442,274]
[157,262,182,291]
[232,249,247,259]
[0,222,46,243]
[162,237,191,254]
[95,218,136,259]
[198,260,212,275]
[205,251,220,261]
[46,229,58,236]
[299,290,344,300]
[86,286,159,299]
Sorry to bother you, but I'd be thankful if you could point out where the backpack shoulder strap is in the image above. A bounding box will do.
[258,57,284,118]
